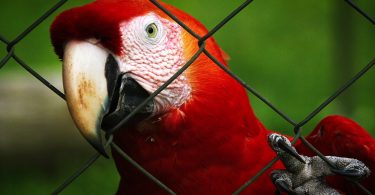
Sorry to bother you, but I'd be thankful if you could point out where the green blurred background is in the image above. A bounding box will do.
[0,0,374,194]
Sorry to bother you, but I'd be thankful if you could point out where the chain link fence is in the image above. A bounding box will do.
[1,0,374,194]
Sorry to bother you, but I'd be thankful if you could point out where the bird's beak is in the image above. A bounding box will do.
[63,41,110,157]
[62,41,154,157]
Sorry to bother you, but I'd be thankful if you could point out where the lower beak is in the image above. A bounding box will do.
[101,75,154,131]
[63,41,153,157]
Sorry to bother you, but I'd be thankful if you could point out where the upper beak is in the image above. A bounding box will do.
[63,41,110,157]
[62,41,154,157]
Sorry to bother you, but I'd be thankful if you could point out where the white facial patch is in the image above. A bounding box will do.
[119,13,191,115]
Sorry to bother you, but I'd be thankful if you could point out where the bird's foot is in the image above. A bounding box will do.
[267,133,370,195]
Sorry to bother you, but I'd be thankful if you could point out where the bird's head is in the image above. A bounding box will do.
[51,0,232,155]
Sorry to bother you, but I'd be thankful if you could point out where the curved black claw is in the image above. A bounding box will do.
[277,139,306,164]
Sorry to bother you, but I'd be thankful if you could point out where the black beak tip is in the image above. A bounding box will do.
[87,137,109,158]
[99,148,110,158]
[94,144,109,158]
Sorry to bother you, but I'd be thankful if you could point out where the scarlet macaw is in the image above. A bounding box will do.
[50,0,373,194]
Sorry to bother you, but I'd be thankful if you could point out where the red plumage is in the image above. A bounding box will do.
[50,1,374,194]
[107,2,282,191]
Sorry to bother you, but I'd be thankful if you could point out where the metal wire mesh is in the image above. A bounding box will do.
[0,0,374,194]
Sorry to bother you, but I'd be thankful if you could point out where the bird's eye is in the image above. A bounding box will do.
[145,23,158,38]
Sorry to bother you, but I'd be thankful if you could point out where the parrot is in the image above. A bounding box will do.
[296,115,375,194]
[50,0,374,194]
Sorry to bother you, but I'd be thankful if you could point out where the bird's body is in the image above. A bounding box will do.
[50,0,374,194]
[110,19,284,191]
[113,116,281,194]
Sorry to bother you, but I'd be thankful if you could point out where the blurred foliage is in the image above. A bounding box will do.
[0,0,374,194]
[1,157,119,195]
